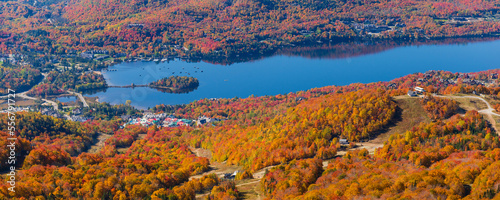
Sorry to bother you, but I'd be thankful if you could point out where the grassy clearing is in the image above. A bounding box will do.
[491,115,500,133]
[482,95,500,106]
[88,133,112,153]
[237,179,262,200]
[452,97,488,111]
[0,99,36,109]
[116,134,147,154]
[370,96,431,144]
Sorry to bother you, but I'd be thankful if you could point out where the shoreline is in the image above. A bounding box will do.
[97,35,500,68]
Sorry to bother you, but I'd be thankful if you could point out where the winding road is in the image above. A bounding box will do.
[0,73,61,110]
[17,91,59,110]
[1,72,91,110]
[433,94,500,133]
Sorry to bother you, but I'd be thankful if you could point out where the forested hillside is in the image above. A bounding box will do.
[2,69,500,199]
[1,0,500,59]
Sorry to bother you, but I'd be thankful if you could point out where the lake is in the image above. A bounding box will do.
[57,96,78,103]
[84,38,500,109]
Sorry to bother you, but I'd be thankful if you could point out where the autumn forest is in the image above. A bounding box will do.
[2,0,500,199]
[0,68,500,199]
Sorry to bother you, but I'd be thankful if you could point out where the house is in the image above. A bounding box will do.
[0,33,10,38]
[195,115,222,126]
[339,139,349,145]
[95,55,109,61]
[295,97,306,101]
[223,171,239,180]
[42,109,62,118]
[415,87,425,93]
[115,53,127,58]
[366,25,391,33]
[408,90,418,97]
[299,30,314,36]
[452,17,467,22]
[395,22,406,28]
[81,52,93,59]
[387,83,398,89]
[71,108,82,115]
[127,24,145,28]
[70,116,91,122]
[196,116,219,126]
[0,107,29,113]
[121,115,131,121]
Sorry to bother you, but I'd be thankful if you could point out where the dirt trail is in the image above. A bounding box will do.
[188,147,243,181]
[116,134,147,153]
[87,133,112,153]
[433,94,500,134]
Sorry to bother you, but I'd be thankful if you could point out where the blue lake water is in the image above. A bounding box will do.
[57,96,78,103]
[84,39,500,109]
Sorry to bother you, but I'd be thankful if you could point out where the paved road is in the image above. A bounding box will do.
[67,91,89,107]
[17,91,59,110]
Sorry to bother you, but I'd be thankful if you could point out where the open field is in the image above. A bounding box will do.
[87,133,113,153]
[370,96,431,144]
[451,96,489,111]
[0,98,36,109]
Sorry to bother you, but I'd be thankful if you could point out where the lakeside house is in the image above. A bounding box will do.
[80,50,110,59]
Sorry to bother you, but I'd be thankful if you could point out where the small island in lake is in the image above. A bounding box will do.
[106,76,199,93]
[149,76,199,93]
